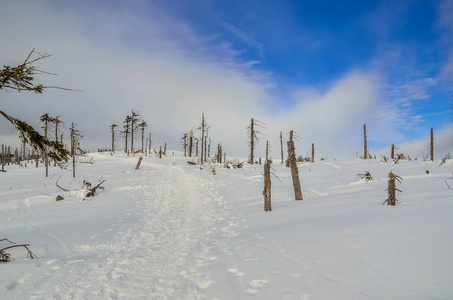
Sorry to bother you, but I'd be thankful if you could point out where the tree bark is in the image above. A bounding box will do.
[430,128,434,161]
[287,138,303,200]
[363,123,367,159]
[263,161,272,211]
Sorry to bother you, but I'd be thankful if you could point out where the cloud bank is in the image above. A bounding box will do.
[1,1,451,160]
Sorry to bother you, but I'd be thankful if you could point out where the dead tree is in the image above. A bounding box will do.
[139,121,147,153]
[287,130,303,200]
[383,172,402,206]
[148,133,152,155]
[199,113,208,164]
[53,116,63,167]
[1,144,5,172]
[40,113,55,177]
[135,157,143,170]
[280,131,284,164]
[430,128,434,161]
[110,124,117,154]
[391,144,395,160]
[130,110,141,154]
[122,115,132,154]
[189,129,193,157]
[195,138,199,156]
[248,118,264,164]
[70,123,83,178]
[263,158,272,211]
[217,143,223,163]
[363,123,367,159]
[182,133,188,157]
[0,242,36,262]
[248,118,256,164]
[311,143,314,163]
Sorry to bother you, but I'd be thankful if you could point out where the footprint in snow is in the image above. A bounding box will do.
[246,279,268,295]
[227,268,243,277]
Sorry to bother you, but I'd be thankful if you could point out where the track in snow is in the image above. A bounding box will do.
[27,163,228,299]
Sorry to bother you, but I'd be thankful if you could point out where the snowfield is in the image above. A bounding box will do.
[1,152,452,300]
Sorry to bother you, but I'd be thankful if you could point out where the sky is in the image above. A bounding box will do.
[0,0,452,159]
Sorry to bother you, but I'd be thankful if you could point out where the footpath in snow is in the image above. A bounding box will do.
[0,152,452,299]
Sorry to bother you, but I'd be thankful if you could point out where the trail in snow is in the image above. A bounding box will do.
[24,162,230,299]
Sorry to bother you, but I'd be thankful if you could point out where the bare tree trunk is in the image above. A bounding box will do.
[265,140,268,162]
[71,123,76,178]
[280,131,284,164]
[263,160,271,211]
[1,144,4,172]
[430,128,434,161]
[391,144,395,160]
[148,133,152,155]
[363,123,367,159]
[287,134,303,200]
[201,113,205,164]
[164,142,167,155]
[44,119,49,177]
[311,143,314,163]
[384,172,402,206]
[135,156,143,170]
[249,118,254,164]
[159,146,162,158]
[196,139,199,157]
[189,130,193,157]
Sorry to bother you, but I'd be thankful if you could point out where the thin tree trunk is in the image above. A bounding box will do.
[44,119,48,177]
[311,143,314,163]
[430,128,434,161]
[287,135,303,200]
[280,131,284,164]
[263,160,272,211]
[391,144,395,160]
[249,118,254,164]
[363,123,367,159]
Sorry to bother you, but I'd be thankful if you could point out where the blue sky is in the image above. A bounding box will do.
[155,0,451,126]
[1,0,452,158]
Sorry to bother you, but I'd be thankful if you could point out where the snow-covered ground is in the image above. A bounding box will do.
[1,152,452,299]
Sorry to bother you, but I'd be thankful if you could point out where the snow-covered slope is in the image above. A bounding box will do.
[1,153,452,299]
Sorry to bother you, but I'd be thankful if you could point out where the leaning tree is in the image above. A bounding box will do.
[0,49,71,162]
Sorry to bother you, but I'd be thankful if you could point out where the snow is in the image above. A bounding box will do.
[1,152,452,299]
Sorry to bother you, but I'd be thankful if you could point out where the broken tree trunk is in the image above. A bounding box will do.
[287,136,303,200]
[85,180,106,198]
[363,123,367,160]
[280,131,284,164]
[430,128,434,162]
[263,160,271,211]
[383,171,402,206]
[311,143,314,163]
[135,156,143,170]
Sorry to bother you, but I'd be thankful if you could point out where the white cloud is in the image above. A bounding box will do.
[0,0,449,161]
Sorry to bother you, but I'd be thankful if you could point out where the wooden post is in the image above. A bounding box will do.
[159,146,162,158]
[287,133,303,200]
[280,131,284,164]
[164,142,167,155]
[363,123,367,159]
[430,128,434,161]
[263,160,272,211]
[259,157,262,165]
[135,157,143,170]
[311,143,314,163]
